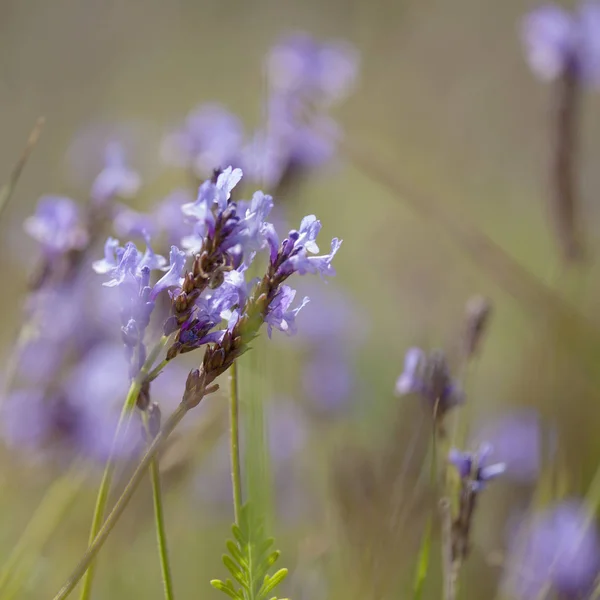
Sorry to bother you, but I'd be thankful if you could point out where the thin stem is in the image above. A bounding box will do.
[143,416,175,600]
[148,358,170,383]
[229,361,243,524]
[79,335,170,600]
[52,402,189,600]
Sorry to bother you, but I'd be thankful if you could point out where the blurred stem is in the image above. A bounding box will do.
[79,335,170,600]
[143,416,175,600]
[0,462,85,598]
[52,402,189,600]
[229,360,243,524]
[0,118,44,221]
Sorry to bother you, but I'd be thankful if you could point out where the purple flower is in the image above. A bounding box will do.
[265,285,309,338]
[521,2,600,85]
[153,189,195,245]
[294,280,367,344]
[503,500,600,599]
[471,410,542,483]
[161,104,244,176]
[92,237,167,288]
[395,347,464,413]
[0,389,54,451]
[64,343,138,460]
[181,167,274,269]
[273,216,342,279]
[181,166,244,249]
[151,246,186,300]
[93,236,184,374]
[266,33,359,106]
[91,141,141,204]
[24,196,89,256]
[113,205,157,239]
[448,443,506,491]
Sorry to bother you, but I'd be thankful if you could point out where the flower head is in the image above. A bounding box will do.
[395,347,464,414]
[521,2,600,85]
[24,196,89,256]
[91,141,141,204]
[267,33,359,106]
[503,500,600,599]
[448,443,506,492]
[161,104,244,176]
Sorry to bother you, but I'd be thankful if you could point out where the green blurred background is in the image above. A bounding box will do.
[1,0,600,598]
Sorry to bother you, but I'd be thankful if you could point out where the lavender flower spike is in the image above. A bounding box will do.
[449,443,506,491]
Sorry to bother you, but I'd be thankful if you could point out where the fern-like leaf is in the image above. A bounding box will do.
[212,504,289,600]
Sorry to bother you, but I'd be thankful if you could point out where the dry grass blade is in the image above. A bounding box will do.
[343,138,600,390]
[0,117,45,221]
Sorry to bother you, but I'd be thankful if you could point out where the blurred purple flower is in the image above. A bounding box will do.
[90,141,142,204]
[153,189,195,245]
[161,104,244,176]
[449,443,506,492]
[522,2,600,85]
[24,196,89,256]
[504,500,600,599]
[395,347,464,413]
[64,343,138,460]
[113,205,157,239]
[266,33,359,106]
[302,348,354,414]
[471,410,541,483]
[295,281,366,344]
[65,120,160,193]
[0,388,54,451]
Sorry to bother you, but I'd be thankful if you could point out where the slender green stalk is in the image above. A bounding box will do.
[229,361,243,525]
[143,416,175,600]
[79,335,169,600]
[52,402,189,600]
[148,359,170,383]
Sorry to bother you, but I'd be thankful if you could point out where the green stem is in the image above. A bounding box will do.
[79,335,169,600]
[147,359,170,383]
[143,416,175,600]
[229,361,243,524]
[52,402,189,600]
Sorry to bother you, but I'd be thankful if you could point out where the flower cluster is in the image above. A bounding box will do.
[161,33,359,194]
[91,164,341,396]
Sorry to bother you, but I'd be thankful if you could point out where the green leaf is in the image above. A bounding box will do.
[258,568,288,598]
[222,555,248,589]
[412,516,433,600]
[227,540,247,567]
[262,550,280,570]
[232,523,245,546]
[211,579,241,600]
